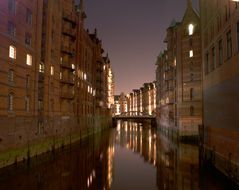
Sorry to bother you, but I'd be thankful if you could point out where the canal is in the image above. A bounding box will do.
[0,121,237,190]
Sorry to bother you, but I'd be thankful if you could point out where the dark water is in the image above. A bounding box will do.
[0,121,237,190]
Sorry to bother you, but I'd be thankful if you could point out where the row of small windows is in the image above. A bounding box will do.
[8,70,30,88]
[205,22,239,74]
[9,45,32,66]
[8,22,32,46]
[8,94,30,112]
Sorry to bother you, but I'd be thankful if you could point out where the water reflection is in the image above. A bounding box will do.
[0,121,236,190]
[0,130,115,190]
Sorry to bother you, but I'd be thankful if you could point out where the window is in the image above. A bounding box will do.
[26,9,32,25]
[190,88,194,100]
[190,106,194,116]
[219,40,223,66]
[25,33,31,45]
[211,47,216,71]
[25,96,30,111]
[9,45,16,59]
[189,50,193,58]
[190,73,194,81]
[60,72,62,79]
[50,66,54,75]
[26,75,30,89]
[26,54,32,65]
[8,69,14,83]
[205,52,209,75]
[237,22,239,51]
[8,22,15,36]
[227,31,232,59]
[188,24,194,35]
[8,93,14,111]
[39,62,44,73]
[8,0,16,15]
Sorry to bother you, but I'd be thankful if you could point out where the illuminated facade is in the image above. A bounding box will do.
[0,0,113,168]
[156,0,202,138]
[200,0,239,181]
[126,82,156,116]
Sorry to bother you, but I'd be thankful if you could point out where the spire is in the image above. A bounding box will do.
[79,0,87,19]
[187,0,192,8]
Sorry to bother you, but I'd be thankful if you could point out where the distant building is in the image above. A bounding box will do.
[200,0,239,181]
[113,95,120,116]
[126,82,156,116]
[156,0,202,138]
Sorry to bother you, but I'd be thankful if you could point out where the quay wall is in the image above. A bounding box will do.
[0,115,112,168]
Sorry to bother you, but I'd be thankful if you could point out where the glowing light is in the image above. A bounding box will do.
[189,50,193,58]
[9,45,16,59]
[26,54,32,66]
[188,24,194,35]
[50,66,54,75]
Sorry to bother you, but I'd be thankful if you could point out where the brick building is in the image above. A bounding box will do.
[0,0,113,168]
[200,0,239,182]
[156,0,202,139]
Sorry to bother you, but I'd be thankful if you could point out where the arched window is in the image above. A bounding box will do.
[8,93,14,111]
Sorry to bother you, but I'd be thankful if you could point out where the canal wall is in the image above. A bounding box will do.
[156,121,199,144]
[0,115,112,169]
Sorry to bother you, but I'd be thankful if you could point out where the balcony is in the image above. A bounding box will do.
[61,45,75,56]
[61,62,75,70]
[61,92,74,99]
[62,24,76,39]
[60,77,75,85]
[62,12,76,24]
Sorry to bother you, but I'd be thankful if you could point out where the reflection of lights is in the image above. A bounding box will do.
[153,134,157,139]
[100,153,103,161]
[149,129,152,160]
[107,146,114,188]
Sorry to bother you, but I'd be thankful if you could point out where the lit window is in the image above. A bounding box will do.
[26,54,32,65]
[8,93,14,111]
[50,66,54,75]
[60,72,62,79]
[189,50,194,58]
[9,45,16,59]
[188,24,194,35]
[174,58,177,66]
[39,62,44,73]
[72,64,75,70]
[84,73,87,80]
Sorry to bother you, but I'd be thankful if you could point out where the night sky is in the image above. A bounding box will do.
[83,0,199,94]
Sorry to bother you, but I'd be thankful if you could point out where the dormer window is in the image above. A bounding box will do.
[188,24,194,35]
